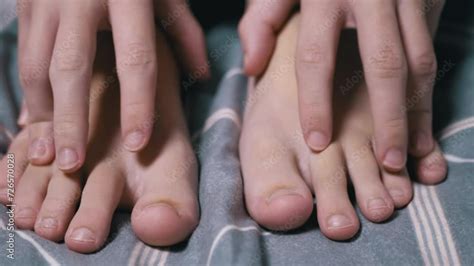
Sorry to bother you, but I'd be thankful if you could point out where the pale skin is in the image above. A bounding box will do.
[18,0,208,173]
[239,0,445,173]
[1,30,199,253]
[240,14,447,240]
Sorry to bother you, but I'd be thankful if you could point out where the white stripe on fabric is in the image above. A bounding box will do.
[206,225,271,266]
[408,203,431,265]
[419,186,450,265]
[413,185,441,265]
[438,116,474,140]
[128,242,145,266]
[428,186,461,265]
[158,250,169,266]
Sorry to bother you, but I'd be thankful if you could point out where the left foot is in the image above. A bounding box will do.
[0,31,199,253]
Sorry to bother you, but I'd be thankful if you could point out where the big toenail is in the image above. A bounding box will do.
[266,189,301,204]
[124,130,145,151]
[307,131,329,150]
[141,202,180,217]
[70,227,96,243]
[16,208,36,219]
[58,148,79,169]
[29,139,46,159]
[38,217,58,229]
[367,197,388,211]
[388,189,404,199]
[327,214,353,229]
[383,148,405,170]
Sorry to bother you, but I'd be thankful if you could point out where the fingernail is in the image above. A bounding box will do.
[38,217,58,229]
[138,202,179,219]
[69,227,96,243]
[367,197,388,211]
[383,148,405,170]
[16,208,36,219]
[266,188,301,204]
[58,148,79,170]
[307,131,328,151]
[411,131,432,153]
[327,214,353,229]
[124,130,145,151]
[388,188,405,199]
[29,139,46,160]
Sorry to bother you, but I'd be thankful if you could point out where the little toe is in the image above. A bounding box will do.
[34,168,81,242]
[311,144,360,240]
[65,165,124,253]
[415,143,447,185]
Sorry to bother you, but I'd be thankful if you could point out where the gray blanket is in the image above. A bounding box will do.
[0,1,473,265]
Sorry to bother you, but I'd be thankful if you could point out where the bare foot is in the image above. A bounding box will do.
[239,15,447,240]
[0,30,199,253]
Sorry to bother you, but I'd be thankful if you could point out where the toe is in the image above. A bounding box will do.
[381,168,413,208]
[131,147,199,246]
[0,129,30,204]
[240,132,313,231]
[14,165,52,229]
[344,140,395,223]
[415,143,447,185]
[34,168,81,242]
[65,165,124,253]
[311,144,360,240]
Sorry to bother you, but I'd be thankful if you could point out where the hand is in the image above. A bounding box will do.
[239,0,445,172]
[17,0,208,173]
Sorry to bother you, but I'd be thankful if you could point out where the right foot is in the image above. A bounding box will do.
[239,15,447,240]
[0,31,199,253]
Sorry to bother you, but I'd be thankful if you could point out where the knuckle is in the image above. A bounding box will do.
[51,32,90,75]
[383,116,406,131]
[117,42,156,74]
[297,43,327,70]
[367,44,407,78]
[412,51,437,78]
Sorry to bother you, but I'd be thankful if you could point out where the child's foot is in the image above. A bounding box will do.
[0,31,199,253]
[239,15,447,240]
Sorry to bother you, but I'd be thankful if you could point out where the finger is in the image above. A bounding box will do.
[155,0,209,79]
[238,0,296,75]
[296,0,344,151]
[108,0,157,152]
[354,1,408,172]
[17,100,28,127]
[18,2,58,165]
[49,4,100,172]
[398,0,437,157]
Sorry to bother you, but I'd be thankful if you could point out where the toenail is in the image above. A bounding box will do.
[307,131,329,151]
[410,131,431,152]
[38,217,58,229]
[388,188,404,199]
[58,148,79,169]
[16,208,36,219]
[327,214,353,229]
[124,130,145,151]
[69,227,96,243]
[266,189,302,204]
[29,139,46,159]
[383,148,405,170]
[367,197,388,211]
[140,202,180,218]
